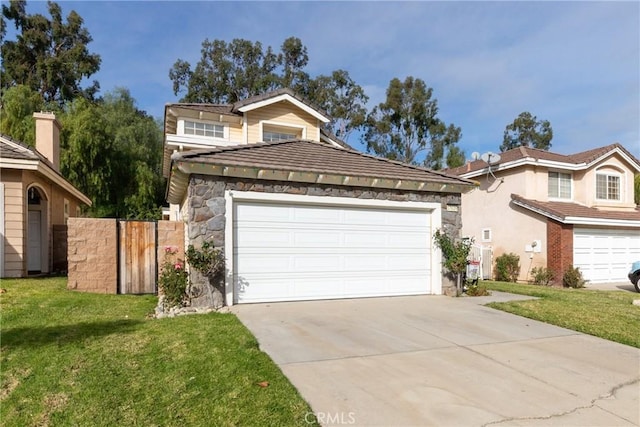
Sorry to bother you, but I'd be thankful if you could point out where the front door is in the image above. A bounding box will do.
[28,210,42,272]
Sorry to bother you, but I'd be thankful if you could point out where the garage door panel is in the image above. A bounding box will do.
[574,228,640,283]
[234,201,434,303]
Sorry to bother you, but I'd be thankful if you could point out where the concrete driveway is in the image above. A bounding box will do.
[232,293,640,426]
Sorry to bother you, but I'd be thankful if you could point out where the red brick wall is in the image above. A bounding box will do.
[547,219,573,285]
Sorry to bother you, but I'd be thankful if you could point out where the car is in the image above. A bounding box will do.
[629,261,640,293]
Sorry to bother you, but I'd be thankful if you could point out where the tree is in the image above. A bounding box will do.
[60,89,164,219]
[169,36,369,142]
[363,76,464,169]
[1,0,101,105]
[308,70,369,140]
[0,84,44,145]
[501,111,553,151]
[634,174,640,205]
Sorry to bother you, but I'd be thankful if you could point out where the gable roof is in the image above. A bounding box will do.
[0,134,92,206]
[233,88,330,122]
[511,194,640,227]
[448,143,640,178]
[167,139,477,204]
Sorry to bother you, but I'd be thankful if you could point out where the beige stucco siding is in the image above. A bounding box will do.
[461,168,547,282]
[581,155,636,209]
[245,101,319,143]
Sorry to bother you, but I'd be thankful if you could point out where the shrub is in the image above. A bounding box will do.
[562,265,587,288]
[158,246,189,308]
[531,266,554,286]
[186,240,225,278]
[465,283,491,296]
[495,253,520,282]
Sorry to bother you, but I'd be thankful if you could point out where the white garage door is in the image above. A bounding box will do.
[233,201,433,303]
[574,228,640,283]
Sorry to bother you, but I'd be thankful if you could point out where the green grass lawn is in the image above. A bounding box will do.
[484,281,640,348]
[0,277,316,426]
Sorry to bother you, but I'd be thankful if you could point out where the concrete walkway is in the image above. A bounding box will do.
[232,293,640,426]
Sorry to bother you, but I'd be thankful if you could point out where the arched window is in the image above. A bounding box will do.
[595,166,623,201]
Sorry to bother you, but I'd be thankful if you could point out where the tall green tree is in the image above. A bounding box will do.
[1,0,101,105]
[634,174,640,205]
[60,89,164,219]
[501,111,553,151]
[308,70,369,140]
[0,84,44,145]
[363,76,464,169]
[169,36,369,142]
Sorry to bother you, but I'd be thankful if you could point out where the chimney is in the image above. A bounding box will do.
[33,112,61,172]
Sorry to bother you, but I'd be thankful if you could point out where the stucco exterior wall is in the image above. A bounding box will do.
[461,168,547,282]
[581,155,636,209]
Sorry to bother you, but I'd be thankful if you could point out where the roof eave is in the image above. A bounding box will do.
[512,198,640,228]
[166,161,476,204]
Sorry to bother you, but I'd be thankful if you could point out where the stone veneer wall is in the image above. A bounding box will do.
[187,175,463,302]
[67,218,118,294]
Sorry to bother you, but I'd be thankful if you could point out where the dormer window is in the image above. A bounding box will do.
[184,120,224,138]
[596,172,621,201]
[261,122,305,143]
[548,171,571,199]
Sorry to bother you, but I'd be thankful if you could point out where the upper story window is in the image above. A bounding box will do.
[548,171,572,199]
[596,172,621,201]
[184,120,224,138]
[264,130,297,142]
[261,122,304,143]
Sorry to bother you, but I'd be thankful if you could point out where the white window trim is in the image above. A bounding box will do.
[547,171,573,201]
[223,190,443,306]
[177,118,229,141]
[595,170,623,202]
[259,120,306,142]
[481,228,492,243]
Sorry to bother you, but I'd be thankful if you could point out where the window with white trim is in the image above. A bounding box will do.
[548,171,571,199]
[482,228,492,242]
[263,130,297,142]
[184,120,224,138]
[261,122,303,142]
[596,172,621,201]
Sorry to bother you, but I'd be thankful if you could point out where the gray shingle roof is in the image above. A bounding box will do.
[177,139,476,186]
[0,134,41,161]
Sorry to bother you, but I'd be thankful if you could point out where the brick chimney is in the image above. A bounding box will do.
[33,112,61,172]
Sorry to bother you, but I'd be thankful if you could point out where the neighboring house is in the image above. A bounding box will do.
[447,144,640,284]
[163,89,477,305]
[1,112,92,278]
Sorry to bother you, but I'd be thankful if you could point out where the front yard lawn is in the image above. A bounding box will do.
[0,278,316,426]
[484,281,640,348]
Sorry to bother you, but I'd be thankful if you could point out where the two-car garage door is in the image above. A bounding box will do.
[574,228,640,283]
[233,201,435,304]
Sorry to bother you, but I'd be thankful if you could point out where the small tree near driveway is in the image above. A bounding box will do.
[433,229,473,296]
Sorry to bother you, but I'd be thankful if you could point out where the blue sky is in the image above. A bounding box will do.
[11,1,640,159]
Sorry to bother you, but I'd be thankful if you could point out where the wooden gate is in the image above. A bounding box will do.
[118,221,156,294]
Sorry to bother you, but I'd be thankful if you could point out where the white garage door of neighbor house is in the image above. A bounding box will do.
[574,228,640,283]
[233,201,433,303]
